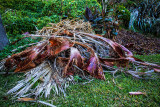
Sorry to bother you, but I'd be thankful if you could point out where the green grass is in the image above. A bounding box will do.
[135,54,160,64]
[0,54,160,106]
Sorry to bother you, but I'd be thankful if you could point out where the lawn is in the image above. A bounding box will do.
[0,54,160,106]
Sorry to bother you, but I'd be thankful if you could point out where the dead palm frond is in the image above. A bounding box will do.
[0,19,160,99]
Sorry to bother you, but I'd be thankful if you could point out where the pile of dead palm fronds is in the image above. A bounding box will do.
[0,19,160,99]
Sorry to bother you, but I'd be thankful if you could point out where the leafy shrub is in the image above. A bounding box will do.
[0,0,101,36]
[0,0,45,13]
[115,5,130,28]
[0,0,23,9]
[1,10,37,36]
[42,0,101,18]
[121,0,137,8]
[36,16,57,29]
[18,0,45,13]
[84,7,119,39]
[129,0,160,36]
[41,1,62,16]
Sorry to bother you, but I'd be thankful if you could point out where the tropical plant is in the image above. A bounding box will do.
[129,0,160,36]
[115,5,130,27]
[84,7,119,39]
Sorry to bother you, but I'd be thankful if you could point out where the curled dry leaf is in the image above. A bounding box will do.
[86,54,105,80]
[129,92,146,95]
[15,42,48,72]
[63,47,84,76]
[17,98,35,101]
[62,30,74,37]
[75,41,105,80]
[4,30,160,77]
[99,58,129,67]
[73,31,160,69]
[49,37,74,55]
[74,31,132,57]
[85,7,93,21]
[154,68,160,73]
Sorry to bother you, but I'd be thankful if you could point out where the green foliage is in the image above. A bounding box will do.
[0,0,22,10]
[0,0,45,12]
[74,75,82,82]
[115,5,131,28]
[0,0,100,37]
[18,0,45,13]
[130,0,160,37]
[36,16,53,29]
[123,0,137,8]
[84,7,119,39]
[1,10,38,36]
[41,0,62,16]
[3,17,36,36]
[41,0,101,18]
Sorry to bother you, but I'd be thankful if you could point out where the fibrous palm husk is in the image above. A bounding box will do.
[0,19,160,99]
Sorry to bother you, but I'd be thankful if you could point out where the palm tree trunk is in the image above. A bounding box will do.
[0,14,9,50]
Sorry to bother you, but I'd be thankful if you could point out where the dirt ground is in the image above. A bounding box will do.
[114,29,160,55]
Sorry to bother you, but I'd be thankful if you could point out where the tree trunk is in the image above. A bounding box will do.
[0,14,9,50]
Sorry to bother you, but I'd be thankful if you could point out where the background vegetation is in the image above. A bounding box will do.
[0,0,101,59]
[0,0,101,36]
[0,0,159,38]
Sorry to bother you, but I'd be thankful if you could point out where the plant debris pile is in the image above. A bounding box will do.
[84,7,119,39]
[0,19,160,98]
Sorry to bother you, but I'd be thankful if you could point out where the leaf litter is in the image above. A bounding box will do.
[0,19,160,100]
[115,29,160,55]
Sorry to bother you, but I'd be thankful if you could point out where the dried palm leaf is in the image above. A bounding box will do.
[0,19,160,99]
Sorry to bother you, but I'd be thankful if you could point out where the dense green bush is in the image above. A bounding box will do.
[0,0,45,13]
[42,0,101,18]
[1,10,37,36]
[122,0,137,8]
[36,16,55,29]
[115,5,130,28]
[19,0,45,13]
[0,0,23,10]
[0,0,101,37]
[130,0,160,36]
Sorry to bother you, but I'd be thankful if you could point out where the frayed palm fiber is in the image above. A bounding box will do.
[0,19,160,98]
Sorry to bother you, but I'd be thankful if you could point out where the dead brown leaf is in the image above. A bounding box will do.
[17,98,35,101]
